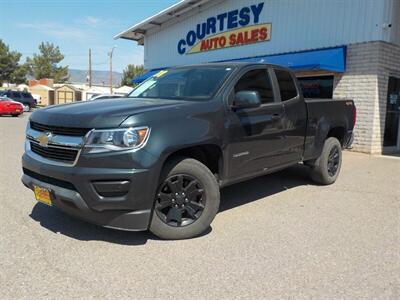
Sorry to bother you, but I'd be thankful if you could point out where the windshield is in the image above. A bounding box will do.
[128,66,233,101]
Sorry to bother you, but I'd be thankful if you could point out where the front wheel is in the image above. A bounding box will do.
[309,137,342,185]
[149,157,220,240]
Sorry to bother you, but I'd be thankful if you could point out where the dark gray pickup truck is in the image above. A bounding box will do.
[21,62,356,239]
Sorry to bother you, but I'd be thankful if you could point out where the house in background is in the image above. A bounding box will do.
[28,78,55,106]
[54,84,82,104]
[29,84,55,106]
[114,85,134,96]
[83,85,110,100]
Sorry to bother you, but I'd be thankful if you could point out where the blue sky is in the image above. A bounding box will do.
[0,0,179,72]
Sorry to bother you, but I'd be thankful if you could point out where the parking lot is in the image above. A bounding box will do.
[0,113,399,299]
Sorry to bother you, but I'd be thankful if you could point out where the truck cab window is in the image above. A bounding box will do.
[274,69,298,101]
[234,69,274,104]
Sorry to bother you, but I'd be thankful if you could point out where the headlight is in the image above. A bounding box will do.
[83,127,150,154]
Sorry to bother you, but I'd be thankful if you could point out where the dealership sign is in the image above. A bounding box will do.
[177,2,270,55]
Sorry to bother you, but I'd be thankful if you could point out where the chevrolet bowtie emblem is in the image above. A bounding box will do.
[37,132,52,147]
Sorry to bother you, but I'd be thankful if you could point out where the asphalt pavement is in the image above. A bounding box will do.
[0,113,399,299]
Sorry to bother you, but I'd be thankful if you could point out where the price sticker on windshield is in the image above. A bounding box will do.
[154,70,168,78]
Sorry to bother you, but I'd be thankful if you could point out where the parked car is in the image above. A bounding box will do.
[21,63,356,240]
[0,96,24,117]
[89,94,124,101]
[0,90,36,111]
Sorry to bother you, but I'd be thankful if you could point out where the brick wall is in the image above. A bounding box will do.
[333,41,400,154]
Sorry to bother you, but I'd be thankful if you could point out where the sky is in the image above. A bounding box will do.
[0,0,179,72]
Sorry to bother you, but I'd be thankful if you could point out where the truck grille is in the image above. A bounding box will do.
[30,142,78,163]
[30,121,90,137]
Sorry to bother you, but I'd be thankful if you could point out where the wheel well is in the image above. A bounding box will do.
[327,127,345,145]
[164,145,223,178]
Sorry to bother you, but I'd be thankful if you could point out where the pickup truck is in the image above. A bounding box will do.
[21,62,356,240]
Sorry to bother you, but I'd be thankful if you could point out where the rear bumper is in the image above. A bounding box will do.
[0,109,23,115]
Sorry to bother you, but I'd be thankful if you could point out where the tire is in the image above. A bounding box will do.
[310,137,342,185]
[12,114,18,117]
[23,104,30,112]
[149,157,220,240]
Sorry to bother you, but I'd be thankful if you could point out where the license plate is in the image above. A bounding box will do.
[34,186,52,206]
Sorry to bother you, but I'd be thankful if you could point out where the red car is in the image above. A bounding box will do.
[0,96,24,117]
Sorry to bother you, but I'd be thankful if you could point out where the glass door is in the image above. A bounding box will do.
[383,77,400,150]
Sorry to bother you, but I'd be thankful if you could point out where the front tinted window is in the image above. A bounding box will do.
[275,69,298,101]
[234,69,274,104]
[129,67,232,101]
[22,93,32,98]
[11,92,21,98]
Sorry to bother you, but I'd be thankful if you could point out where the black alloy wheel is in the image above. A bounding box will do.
[155,174,206,227]
[327,146,340,176]
[309,137,342,185]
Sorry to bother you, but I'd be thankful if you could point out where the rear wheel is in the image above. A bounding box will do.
[23,104,30,112]
[149,157,220,240]
[309,137,342,185]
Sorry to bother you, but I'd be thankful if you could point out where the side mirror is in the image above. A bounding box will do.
[232,91,261,109]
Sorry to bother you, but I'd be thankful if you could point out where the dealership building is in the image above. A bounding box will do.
[116,0,400,154]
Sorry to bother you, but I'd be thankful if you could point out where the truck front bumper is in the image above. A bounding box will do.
[21,150,160,231]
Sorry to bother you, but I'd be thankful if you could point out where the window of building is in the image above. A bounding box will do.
[297,75,334,99]
[274,69,298,101]
[234,69,274,104]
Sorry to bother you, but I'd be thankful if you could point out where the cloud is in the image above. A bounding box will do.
[79,16,102,27]
[75,16,120,28]
[17,22,89,39]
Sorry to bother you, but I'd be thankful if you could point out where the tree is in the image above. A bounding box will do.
[26,42,69,83]
[0,39,27,84]
[121,64,144,87]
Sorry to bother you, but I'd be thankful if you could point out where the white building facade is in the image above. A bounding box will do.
[116,0,400,154]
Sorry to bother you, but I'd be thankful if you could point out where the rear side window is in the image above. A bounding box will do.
[234,69,274,104]
[274,69,298,101]
[22,93,32,98]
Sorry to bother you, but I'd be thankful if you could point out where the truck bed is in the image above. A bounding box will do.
[303,98,356,160]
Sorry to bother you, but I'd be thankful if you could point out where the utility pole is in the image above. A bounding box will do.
[109,46,116,94]
[88,48,92,87]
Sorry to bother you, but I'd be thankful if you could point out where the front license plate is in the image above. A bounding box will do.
[34,186,52,206]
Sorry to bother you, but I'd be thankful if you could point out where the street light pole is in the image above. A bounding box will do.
[109,46,116,94]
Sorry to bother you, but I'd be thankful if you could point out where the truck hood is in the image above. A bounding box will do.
[30,97,189,128]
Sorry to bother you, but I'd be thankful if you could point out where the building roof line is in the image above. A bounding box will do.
[114,0,212,42]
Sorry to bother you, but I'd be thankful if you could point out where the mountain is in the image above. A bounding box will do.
[67,69,123,86]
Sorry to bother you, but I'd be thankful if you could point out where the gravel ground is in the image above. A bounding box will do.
[0,113,399,299]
